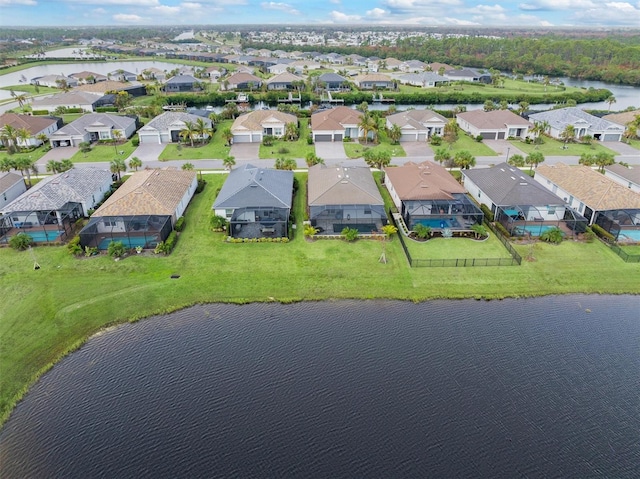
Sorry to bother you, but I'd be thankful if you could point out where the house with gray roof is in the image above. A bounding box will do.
[108,70,137,82]
[266,72,303,91]
[398,72,448,88]
[444,68,491,83]
[163,75,201,93]
[386,110,447,142]
[30,91,104,113]
[223,72,262,90]
[49,113,137,148]
[0,172,26,210]
[30,74,79,89]
[308,164,387,235]
[138,111,212,144]
[456,110,532,140]
[0,168,112,244]
[213,164,293,239]
[604,164,640,194]
[317,73,349,91]
[528,107,624,142]
[462,162,587,237]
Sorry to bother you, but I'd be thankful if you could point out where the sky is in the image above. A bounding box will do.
[2,0,640,28]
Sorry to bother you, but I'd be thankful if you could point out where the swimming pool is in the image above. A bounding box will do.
[513,225,561,236]
[98,237,154,250]
[619,229,640,242]
[413,218,460,229]
[23,230,62,242]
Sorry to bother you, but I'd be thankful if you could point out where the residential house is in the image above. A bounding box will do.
[317,73,349,91]
[288,60,321,73]
[529,107,625,142]
[398,72,448,88]
[308,164,387,235]
[73,80,147,97]
[384,161,483,231]
[30,91,105,113]
[456,110,532,140]
[0,113,59,147]
[223,72,263,90]
[0,168,112,244]
[79,168,197,250]
[108,70,137,82]
[205,66,226,80]
[138,112,212,144]
[386,110,447,142]
[30,74,78,88]
[603,109,640,138]
[310,106,363,142]
[213,164,293,239]
[356,73,394,90]
[69,71,107,84]
[383,57,404,70]
[231,110,297,143]
[444,68,491,83]
[534,163,640,241]
[163,75,201,93]
[49,113,137,148]
[267,63,293,75]
[462,162,587,237]
[141,67,167,82]
[0,172,27,210]
[266,72,303,91]
[604,164,640,194]
[400,60,428,73]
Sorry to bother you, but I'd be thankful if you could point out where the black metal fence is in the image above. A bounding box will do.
[606,243,640,263]
[390,210,522,268]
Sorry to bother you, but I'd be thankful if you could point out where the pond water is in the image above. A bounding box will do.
[1,296,639,478]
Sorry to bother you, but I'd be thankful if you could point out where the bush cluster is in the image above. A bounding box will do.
[195,178,207,194]
[107,241,126,258]
[480,204,494,222]
[493,222,510,237]
[227,236,289,243]
[67,235,83,256]
[155,231,179,255]
[174,217,185,232]
[9,232,33,250]
[592,224,615,242]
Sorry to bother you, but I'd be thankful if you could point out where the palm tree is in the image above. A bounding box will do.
[0,157,15,172]
[222,127,234,147]
[16,128,31,151]
[367,115,380,144]
[1,124,18,150]
[606,95,616,112]
[128,156,142,171]
[110,158,126,181]
[59,159,73,172]
[359,113,372,143]
[182,162,195,171]
[387,124,402,145]
[594,151,615,173]
[223,155,236,170]
[194,118,213,145]
[36,133,48,146]
[285,122,299,141]
[180,121,197,147]
[443,119,458,150]
[111,129,124,153]
[517,101,529,117]
[453,150,476,170]
[15,93,28,110]
[46,159,62,173]
[13,156,36,186]
[525,151,545,172]
[508,154,525,168]
[623,123,637,144]
[560,125,575,148]
[434,148,452,168]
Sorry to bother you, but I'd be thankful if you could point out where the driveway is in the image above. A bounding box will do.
[231,143,260,161]
[127,143,167,163]
[315,141,347,162]
[483,140,526,161]
[602,141,639,157]
[37,146,79,167]
[401,141,433,158]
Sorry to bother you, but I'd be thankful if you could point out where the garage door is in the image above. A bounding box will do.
[251,133,262,142]
[400,133,417,142]
[497,132,505,140]
[603,134,620,141]
[334,133,343,141]
[315,134,332,142]
[480,132,495,140]
[233,134,251,143]
[417,133,427,142]
[139,133,159,144]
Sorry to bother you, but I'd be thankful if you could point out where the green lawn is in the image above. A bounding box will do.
[158,120,233,161]
[343,140,406,159]
[403,233,512,259]
[71,139,136,163]
[1,143,51,162]
[430,134,498,157]
[1,171,640,427]
[1,85,59,95]
[618,244,640,255]
[510,138,618,157]
[259,119,315,160]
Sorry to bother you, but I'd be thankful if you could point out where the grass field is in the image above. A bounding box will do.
[403,233,513,259]
[259,119,315,160]
[1,171,639,427]
[70,139,136,163]
[158,120,232,161]
[510,137,619,157]
[343,140,407,159]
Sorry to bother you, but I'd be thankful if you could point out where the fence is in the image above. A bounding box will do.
[606,242,640,263]
[390,210,522,268]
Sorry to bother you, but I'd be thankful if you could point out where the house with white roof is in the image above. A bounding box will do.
[528,107,624,142]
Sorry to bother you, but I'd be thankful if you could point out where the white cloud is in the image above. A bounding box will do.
[261,2,300,15]
[329,10,362,22]
[0,0,37,5]
[64,0,159,4]
[113,13,143,22]
[518,0,596,10]
[181,2,202,9]
[443,16,480,25]
[93,7,106,13]
[366,7,387,17]
[467,4,506,14]
[153,5,180,14]
[572,1,640,23]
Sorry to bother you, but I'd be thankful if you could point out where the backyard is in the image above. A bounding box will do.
[402,233,513,260]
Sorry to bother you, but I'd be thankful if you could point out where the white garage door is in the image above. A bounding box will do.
[603,134,620,141]
[233,134,252,143]
[139,133,160,144]
[400,133,417,142]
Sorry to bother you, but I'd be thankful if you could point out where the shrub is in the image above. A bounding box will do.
[84,245,98,257]
[31,109,50,116]
[592,224,615,242]
[583,227,596,243]
[195,178,207,193]
[413,223,431,239]
[471,224,488,239]
[67,235,83,256]
[307,137,313,145]
[480,204,494,222]
[304,224,319,237]
[132,137,140,147]
[494,222,510,237]
[107,241,126,258]
[429,134,442,146]
[174,216,185,232]
[164,231,178,253]
[475,135,484,142]
[277,147,290,154]
[262,135,275,146]
[10,232,33,250]
[210,215,227,231]
[540,227,564,244]
[96,106,119,113]
[341,227,359,242]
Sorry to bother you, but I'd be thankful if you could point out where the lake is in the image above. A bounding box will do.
[1,296,639,478]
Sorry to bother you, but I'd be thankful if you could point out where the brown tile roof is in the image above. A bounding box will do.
[602,109,640,127]
[93,169,196,217]
[231,110,297,132]
[356,73,393,83]
[535,163,640,210]
[226,72,261,84]
[0,113,57,135]
[308,165,383,206]
[457,110,531,129]
[311,106,362,131]
[0,172,24,192]
[266,72,303,84]
[74,80,133,93]
[384,161,466,200]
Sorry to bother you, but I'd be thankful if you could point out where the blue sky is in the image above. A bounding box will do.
[2,0,640,27]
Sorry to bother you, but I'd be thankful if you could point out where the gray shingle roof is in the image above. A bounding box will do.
[0,172,24,193]
[213,164,293,209]
[318,73,347,83]
[141,112,211,132]
[462,162,565,206]
[2,167,112,213]
[528,107,623,132]
[31,91,102,107]
[53,113,135,136]
[399,72,448,84]
[165,75,198,84]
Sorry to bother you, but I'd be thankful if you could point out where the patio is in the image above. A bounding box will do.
[231,221,287,239]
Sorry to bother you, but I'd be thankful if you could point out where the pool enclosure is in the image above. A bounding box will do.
[402,195,483,231]
[495,205,588,238]
[594,209,640,242]
[79,215,172,250]
[309,203,388,234]
[0,206,76,245]
[229,207,290,239]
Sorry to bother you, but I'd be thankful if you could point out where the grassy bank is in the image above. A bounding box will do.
[1,172,639,427]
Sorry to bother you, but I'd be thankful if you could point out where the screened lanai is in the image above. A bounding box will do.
[495,205,588,238]
[310,203,387,234]
[0,207,75,245]
[230,206,289,238]
[402,195,483,231]
[79,214,172,250]
[595,209,640,242]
